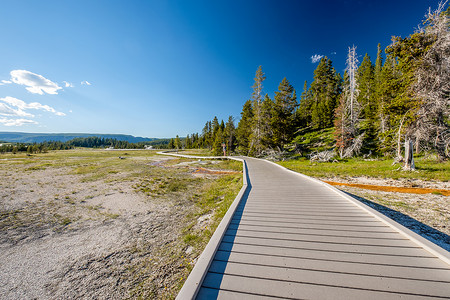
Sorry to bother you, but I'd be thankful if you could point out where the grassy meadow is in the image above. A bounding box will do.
[278,156,450,182]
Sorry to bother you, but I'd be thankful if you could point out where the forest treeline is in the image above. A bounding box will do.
[0,136,171,154]
[178,3,449,165]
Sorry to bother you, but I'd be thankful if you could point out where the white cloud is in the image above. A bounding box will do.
[81,80,91,86]
[0,102,34,117]
[63,81,74,88]
[0,96,65,116]
[311,54,324,63]
[331,52,337,55]
[0,117,37,126]
[10,70,62,95]
[0,80,12,85]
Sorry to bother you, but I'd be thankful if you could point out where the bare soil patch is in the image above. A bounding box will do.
[0,150,241,299]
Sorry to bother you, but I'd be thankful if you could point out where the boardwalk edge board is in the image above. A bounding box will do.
[261,157,450,266]
[158,151,249,300]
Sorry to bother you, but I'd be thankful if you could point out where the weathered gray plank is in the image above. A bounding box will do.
[201,272,440,300]
[214,250,450,282]
[218,242,447,269]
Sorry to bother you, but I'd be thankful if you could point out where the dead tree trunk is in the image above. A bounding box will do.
[404,138,415,170]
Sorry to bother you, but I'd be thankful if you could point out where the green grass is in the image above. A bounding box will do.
[180,173,242,252]
[278,156,450,182]
[292,127,335,153]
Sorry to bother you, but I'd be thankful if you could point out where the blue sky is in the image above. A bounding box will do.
[0,0,438,138]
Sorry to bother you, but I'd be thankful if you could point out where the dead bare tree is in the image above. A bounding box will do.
[412,1,450,161]
[346,45,360,127]
[335,46,363,158]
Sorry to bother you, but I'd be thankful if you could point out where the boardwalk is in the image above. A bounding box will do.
[176,156,450,299]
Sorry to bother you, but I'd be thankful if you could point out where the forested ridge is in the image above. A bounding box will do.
[0,136,170,154]
[178,3,449,167]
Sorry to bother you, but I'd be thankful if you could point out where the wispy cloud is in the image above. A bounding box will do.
[0,80,12,85]
[0,96,66,116]
[81,80,91,86]
[0,117,37,126]
[63,81,74,88]
[10,70,62,95]
[0,102,34,117]
[331,52,337,55]
[311,54,324,63]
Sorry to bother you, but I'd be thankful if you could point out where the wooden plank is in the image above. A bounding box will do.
[218,242,447,269]
[229,219,393,231]
[227,223,401,237]
[223,228,415,247]
[196,287,277,300]
[232,214,387,226]
[214,250,450,282]
[201,272,436,300]
[220,235,432,257]
[207,261,450,297]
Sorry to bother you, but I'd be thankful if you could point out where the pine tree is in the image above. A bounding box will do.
[201,121,212,149]
[236,100,254,154]
[260,94,275,150]
[225,116,236,153]
[296,80,311,128]
[212,116,220,137]
[236,100,253,155]
[249,66,266,156]
[168,138,175,149]
[357,53,378,154]
[185,134,192,149]
[212,127,224,156]
[382,32,428,158]
[271,77,297,149]
[175,135,181,149]
[309,57,341,129]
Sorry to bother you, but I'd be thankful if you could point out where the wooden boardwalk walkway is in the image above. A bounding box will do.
[174,156,450,299]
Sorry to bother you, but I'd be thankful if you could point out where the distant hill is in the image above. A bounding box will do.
[0,132,159,144]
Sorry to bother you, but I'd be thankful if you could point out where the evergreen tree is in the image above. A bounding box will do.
[357,53,378,154]
[201,121,212,149]
[212,127,225,156]
[249,66,266,155]
[185,134,192,149]
[236,100,254,154]
[377,53,400,154]
[296,80,311,128]
[381,33,427,157]
[225,116,236,153]
[309,57,341,129]
[271,77,297,149]
[260,94,275,150]
[212,116,220,137]
[168,138,175,149]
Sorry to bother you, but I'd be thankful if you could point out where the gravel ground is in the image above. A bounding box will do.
[0,152,210,299]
